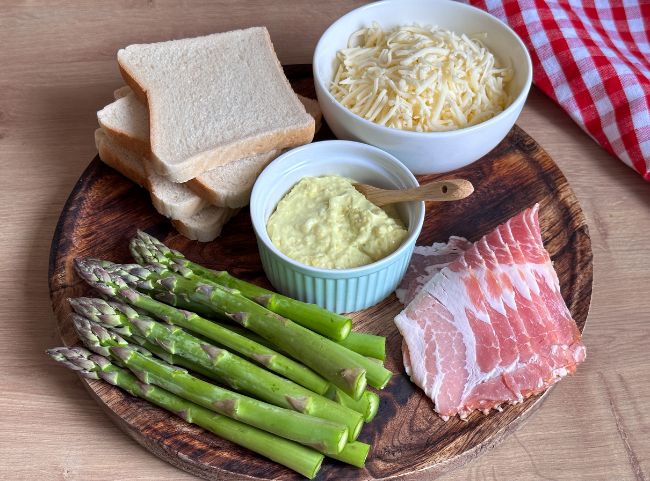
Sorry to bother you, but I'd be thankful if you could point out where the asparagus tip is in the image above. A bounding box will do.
[46,346,101,379]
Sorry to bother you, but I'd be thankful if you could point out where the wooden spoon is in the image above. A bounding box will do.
[353,179,474,207]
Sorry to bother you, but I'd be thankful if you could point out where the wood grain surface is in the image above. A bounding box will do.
[48,66,591,480]
[2,2,649,481]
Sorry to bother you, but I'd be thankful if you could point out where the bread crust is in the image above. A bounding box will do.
[97,117,150,158]
[96,128,220,226]
[118,62,148,104]
[97,128,234,242]
[185,150,279,208]
[160,121,313,183]
[96,129,149,187]
[184,177,248,208]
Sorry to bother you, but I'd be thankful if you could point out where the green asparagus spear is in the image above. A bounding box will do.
[339,332,386,361]
[70,298,364,441]
[125,262,391,394]
[73,319,371,464]
[47,347,324,478]
[74,259,382,399]
[134,322,379,424]
[119,344,347,452]
[327,439,371,468]
[70,313,348,454]
[114,344,349,453]
[130,231,352,341]
[73,261,379,419]
[147,286,385,362]
[130,319,380,424]
[73,259,330,395]
[328,386,380,423]
[77,321,216,381]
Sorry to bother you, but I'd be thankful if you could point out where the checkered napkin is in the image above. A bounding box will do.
[467,0,650,180]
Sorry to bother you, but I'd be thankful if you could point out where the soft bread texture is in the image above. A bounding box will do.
[98,92,150,157]
[99,89,322,208]
[297,95,323,133]
[95,129,207,219]
[187,95,321,207]
[94,128,148,186]
[95,129,234,241]
[113,86,131,99]
[172,206,239,242]
[117,27,315,182]
[186,150,279,208]
[105,87,321,149]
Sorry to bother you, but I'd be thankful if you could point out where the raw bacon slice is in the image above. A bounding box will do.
[394,204,585,419]
[396,237,471,377]
[396,236,472,305]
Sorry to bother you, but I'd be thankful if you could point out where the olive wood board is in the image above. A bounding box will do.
[48,65,592,481]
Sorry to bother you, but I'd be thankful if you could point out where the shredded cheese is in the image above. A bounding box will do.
[330,23,513,132]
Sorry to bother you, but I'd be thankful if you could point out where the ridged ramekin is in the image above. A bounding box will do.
[250,140,425,313]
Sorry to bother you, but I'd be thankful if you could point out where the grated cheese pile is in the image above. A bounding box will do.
[330,23,513,132]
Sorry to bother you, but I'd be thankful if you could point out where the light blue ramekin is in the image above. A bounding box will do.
[250,140,425,313]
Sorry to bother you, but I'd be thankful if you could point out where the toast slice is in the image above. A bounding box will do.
[94,129,234,241]
[117,27,315,182]
[98,89,322,207]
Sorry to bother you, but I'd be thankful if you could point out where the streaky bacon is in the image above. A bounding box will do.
[396,236,472,306]
[394,204,585,419]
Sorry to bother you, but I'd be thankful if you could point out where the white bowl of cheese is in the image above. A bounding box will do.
[313,0,532,174]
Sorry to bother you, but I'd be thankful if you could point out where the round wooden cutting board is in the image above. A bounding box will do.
[49,65,592,481]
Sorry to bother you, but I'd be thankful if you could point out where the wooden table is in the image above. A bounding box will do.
[1,2,648,480]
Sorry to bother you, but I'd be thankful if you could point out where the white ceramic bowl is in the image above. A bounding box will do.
[313,0,533,174]
[250,140,425,313]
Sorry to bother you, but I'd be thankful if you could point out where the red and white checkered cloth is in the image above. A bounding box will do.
[467,0,650,180]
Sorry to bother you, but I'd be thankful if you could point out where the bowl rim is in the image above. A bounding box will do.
[313,0,533,138]
[250,139,425,277]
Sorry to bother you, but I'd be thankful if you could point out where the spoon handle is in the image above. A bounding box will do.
[359,179,474,207]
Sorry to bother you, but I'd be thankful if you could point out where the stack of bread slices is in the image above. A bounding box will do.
[95,27,321,241]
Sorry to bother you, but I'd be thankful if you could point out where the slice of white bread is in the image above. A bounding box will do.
[295,95,322,133]
[95,128,234,241]
[95,128,207,219]
[110,86,322,133]
[98,90,150,158]
[94,127,148,186]
[99,89,322,208]
[113,85,131,99]
[187,97,333,206]
[117,27,315,182]
[185,150,279,208]
[172,206,239,243]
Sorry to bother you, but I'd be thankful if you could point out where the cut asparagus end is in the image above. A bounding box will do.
[339,368,368,401]
[327,387,380,423]
[327,440,371,468]
[339,331,386,361]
